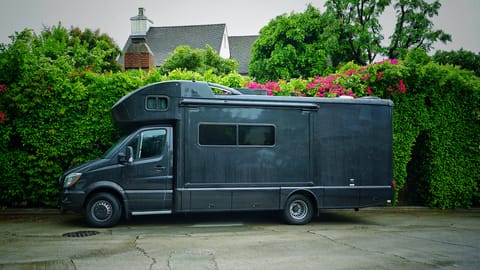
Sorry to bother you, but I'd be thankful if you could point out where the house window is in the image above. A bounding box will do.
[199,124,275,146]
[146,96,168,111]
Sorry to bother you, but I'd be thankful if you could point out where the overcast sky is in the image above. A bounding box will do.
[0,0,478,54]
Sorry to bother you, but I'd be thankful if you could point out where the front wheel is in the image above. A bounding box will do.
[283,194,314,225]
[85,192,122,228]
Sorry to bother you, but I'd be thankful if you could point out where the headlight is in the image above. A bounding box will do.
[64,173,82,188]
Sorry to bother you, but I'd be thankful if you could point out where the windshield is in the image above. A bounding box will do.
[102,136,127,159]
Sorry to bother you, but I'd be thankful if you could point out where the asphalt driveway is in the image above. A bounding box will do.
[0,208,479,269]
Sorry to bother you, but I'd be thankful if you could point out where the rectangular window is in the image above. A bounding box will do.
[145,96,168,111]
[199,124,275,146]
[239,125,275,146]
[199,124,236,145]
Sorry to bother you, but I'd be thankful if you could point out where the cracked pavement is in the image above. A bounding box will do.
[0,208,479,269]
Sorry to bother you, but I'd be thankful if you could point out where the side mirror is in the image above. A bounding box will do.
[118,146,134,164]
[127,146,134,163]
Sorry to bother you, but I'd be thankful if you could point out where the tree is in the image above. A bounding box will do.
[249,5,331,82]
[433,49,480,77]
[68,27,123,72]
[0,24,122,81]
[161,45,238,76]
[325,0,450,62]
[387,0,451,59]
[249,1,451,81]
[325,0,390,65]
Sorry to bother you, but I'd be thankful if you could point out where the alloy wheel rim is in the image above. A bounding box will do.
[91,200,113,222]
[290,200,308,220]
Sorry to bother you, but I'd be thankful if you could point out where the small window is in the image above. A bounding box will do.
[146,96,168,111]
[239,125,275,146]
[199,124,236,145]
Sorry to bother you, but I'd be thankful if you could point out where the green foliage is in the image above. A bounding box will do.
[0,23,477,209]
[433,49,480,77]
[161,45,239,76]
[245,50,479,208]
[387,0,451,59]
[0,25,131,206]
[325,0,390,64]
[249,0,451,81]
[406,59,479,208]
[68,27,123,72]
[249,5,331,82]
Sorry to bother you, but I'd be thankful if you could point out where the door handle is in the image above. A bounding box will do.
[155,165,166,172]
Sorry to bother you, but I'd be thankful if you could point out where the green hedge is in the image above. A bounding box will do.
[243,51,479,208]
[0,51,478,208]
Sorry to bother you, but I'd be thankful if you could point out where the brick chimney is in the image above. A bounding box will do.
[124,8,154,70]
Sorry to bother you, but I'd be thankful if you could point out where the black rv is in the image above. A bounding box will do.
[59,80,394,227]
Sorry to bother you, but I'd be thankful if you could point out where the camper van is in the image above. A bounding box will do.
[59,80,394,227]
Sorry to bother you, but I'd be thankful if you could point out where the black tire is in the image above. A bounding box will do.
[85,192,122,228]
[283,194,314,225]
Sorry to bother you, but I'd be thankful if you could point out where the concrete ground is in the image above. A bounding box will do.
[0,207,479,270]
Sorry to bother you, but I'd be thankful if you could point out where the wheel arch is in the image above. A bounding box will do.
[83,181,128,217]
[281,188,318,210]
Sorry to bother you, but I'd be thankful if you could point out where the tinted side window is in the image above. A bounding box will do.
[199,124,236,145]
[146,96,168,111]
[198,124,275,146]
[239,125,275,146]
[139,129,167,159]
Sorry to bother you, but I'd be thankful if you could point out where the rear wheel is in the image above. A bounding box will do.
[283,194,314,225]
[85,192,122,228]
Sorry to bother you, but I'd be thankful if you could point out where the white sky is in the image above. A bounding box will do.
[0,0,478,54]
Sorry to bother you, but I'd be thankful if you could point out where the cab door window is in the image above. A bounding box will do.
[138,129,167,159]
[127,129,167,160]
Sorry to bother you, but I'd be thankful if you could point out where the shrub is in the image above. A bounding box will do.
[1,33,478,209]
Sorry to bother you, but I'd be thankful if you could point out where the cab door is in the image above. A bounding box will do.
[122,127,173,212]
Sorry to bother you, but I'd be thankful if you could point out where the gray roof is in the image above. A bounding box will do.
[125,38,153,54]
[120,24,257,74]
[228,35,258,75]
[122,24,227,67]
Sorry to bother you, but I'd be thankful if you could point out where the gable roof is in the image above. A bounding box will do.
[228,35,258,75]
[121,23,227,67]
[120,23,258,74]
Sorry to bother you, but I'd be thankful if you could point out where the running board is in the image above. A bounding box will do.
[131,210,172,216]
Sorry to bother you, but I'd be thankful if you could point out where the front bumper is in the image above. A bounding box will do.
[59,190,86,213]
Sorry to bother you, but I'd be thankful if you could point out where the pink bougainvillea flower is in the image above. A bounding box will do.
[0,112,5,123]
[245,82,263,89]
[377,72,384,81]
[0,84,5,93]
[264,81,280,92]
[361,74,371,81]
[344,69,357,76]
[366,86,373,95]
[397,79,406,93]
